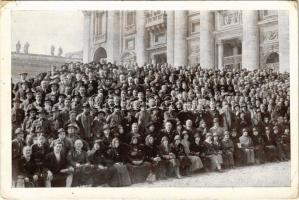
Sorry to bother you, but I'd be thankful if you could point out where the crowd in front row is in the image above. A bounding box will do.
[11,61,290,187]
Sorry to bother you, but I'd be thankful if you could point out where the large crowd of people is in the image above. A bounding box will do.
[11,61,290,187]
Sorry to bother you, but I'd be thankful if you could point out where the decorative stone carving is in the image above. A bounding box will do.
[263,30,278,42]
[222,11,241,26]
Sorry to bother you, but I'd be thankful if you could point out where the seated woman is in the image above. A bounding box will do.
[203,133,223,172]
[181,133,204,173]
[67,139,92,186]
[212,133,224,169]
[16,146,39,187]
[143,134,165,182]
[106,138,132,187]
[239,128,255,165]
[281,128,290,160]
[126,136,151,184]
[44,141,74,187]
[171,135,192,176]
[87,141,117,186]
[273,126,288,161]
[251,127,265,164]
[221,131,235,168]
[158,136,181,179]
[190,135,209,172]
[263,126,279,162]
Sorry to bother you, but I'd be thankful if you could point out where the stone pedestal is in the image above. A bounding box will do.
[242,11,259,70]
[200,11,215,69]
[174,11,188,68]
[278,11,289,73]
[166,11,174,67]
[83,11,91,63]
[106,11,120,64]
[136,11,147,66]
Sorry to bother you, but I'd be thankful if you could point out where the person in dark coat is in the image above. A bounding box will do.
[251,127,266,164]
[67,139,92,186]
[16,146,39,187]
[171,135,192,176]
[158,136,181,178]
[143,134,165,182]
[106,138,132,186]
[12,98,25,136]
[44,141,74,187]
[87,141,117,186]
[221,131,235,168]
[12,128,26,184]
[263,126,279,162]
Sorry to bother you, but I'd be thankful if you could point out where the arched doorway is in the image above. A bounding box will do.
[265,52,279,71]
[93,47,107,63]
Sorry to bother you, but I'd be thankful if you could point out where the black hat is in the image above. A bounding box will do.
[50,81,59,87]
[58,93,67,98]
[19,72,28,76]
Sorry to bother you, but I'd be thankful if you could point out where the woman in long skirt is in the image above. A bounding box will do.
[106,138,132,186]
[203,133,223,172]
[180,132,203,172]
[239,128,255,164]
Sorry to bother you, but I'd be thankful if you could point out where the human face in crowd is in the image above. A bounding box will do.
[26,92,33,100]
[224,134,230,140]
[54,143,63,154]
[74,140,83,151]
[29,110,37,118]
[93,142,100,150]
[37,136,46,145]
[36,94,42,102]
[59,131,66,140]
[41,80,48,89]
[253,129,259,136]
[165,122,172,132]
[113,139,120,148]
[17,133,24,141]
[67,126,76,135]
[186,120,192,129]
[23,147,32,158]
[132,123,138,134]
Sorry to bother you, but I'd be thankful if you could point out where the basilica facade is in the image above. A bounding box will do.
[82,10,289,72]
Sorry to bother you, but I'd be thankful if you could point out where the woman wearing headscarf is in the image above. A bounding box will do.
[239,128,255,164]
[106,138,132,186]
[158,136,181,179]
[180,132,203,173]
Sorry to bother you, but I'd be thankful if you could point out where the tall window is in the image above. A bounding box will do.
[126,11,136,26]
[94,12,103,35]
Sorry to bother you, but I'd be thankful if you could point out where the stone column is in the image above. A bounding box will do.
[106,11,120,64]
[278,11,289,73]
[200,11,215,69]
[136,11,147,66]
[217,42,224,69]
[83,11,91,63]
[166,11,174,67]
[174,11,188,68]
[233,46,239,69]
[242,11,259,70]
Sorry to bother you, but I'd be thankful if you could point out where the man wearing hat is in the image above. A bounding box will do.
[12,98,25,135]
[91,109,106,138]
[21,89,34,111]
[53,93,66,111]
[31,108,51,137]
[76,103,93,144]
[48,106,64,137]
[13,72,29,94]
[22,105,37,134]
[12,128,26,184]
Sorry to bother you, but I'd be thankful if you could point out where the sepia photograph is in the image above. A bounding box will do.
[0,1,298,199]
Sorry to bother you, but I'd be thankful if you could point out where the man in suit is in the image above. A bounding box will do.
[44,141,74,187]
[12,128,26,184]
